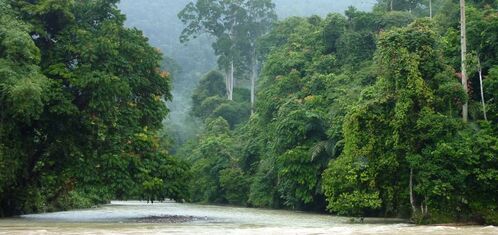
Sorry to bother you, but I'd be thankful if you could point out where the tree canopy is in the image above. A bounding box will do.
[2,0,498,226]
[176,0,498,225]
[0,0,189,216]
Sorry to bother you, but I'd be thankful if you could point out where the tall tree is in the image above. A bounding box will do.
[429,0,432,18]
[178,0,276,102]
[179,0,242,101]
[461,0,469,122]
[240,0,276,114]
[478,56,488,120]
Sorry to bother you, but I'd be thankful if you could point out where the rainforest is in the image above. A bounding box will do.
[1,0,498,229]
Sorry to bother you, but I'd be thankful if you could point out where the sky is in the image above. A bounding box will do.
[274,0,377,18]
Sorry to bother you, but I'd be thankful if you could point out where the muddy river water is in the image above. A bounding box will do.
[0,201,497,234]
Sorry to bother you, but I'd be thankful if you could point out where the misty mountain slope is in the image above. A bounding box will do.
[118,0,375,147]
[118,0,216,146]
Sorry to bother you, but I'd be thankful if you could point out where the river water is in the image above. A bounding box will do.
[0,201,497,234]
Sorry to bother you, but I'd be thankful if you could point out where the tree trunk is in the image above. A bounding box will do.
[225,70,231,100]
[227,17,237,101]
[250,51,257,115]
[478,57,487,121]
[229,61,234,101]
[429,0,432,18]
[424,196,428,216]
[390,0,393,11]
[409,168,417,214]
[460,0,468,122]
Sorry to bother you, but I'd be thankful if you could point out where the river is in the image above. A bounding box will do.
[0,201,497,234]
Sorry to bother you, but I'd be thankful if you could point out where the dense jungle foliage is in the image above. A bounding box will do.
[117,0,374,151]
[0,0,189,216]
[1,0,498,226]
[178,0,498,225]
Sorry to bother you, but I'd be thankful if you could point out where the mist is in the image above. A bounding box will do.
[118,0,377,148]
[274,0,376,18]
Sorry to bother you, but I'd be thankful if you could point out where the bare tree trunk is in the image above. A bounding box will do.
[409,168,417,214]
[229,61,234,101]
[225,70,232,100]
[250,51,257,115]
[460,0,468,122]
[429,0,432,18]
[225,71,230,98]
[390,0,394,11]
[478,57,488,121]
[424,196,428,216]
[227,17,237,101]
[420,196,428,217]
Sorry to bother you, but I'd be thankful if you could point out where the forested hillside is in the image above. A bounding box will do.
[177,0,498,224]
[118,0,378,149]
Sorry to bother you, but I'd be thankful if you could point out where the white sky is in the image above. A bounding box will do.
[274,0,378,18]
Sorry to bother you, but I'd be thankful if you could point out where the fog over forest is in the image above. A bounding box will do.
[273,0,376,17]
[118,0,376,146]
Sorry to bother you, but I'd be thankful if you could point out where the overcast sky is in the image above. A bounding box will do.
[274,0,377,18]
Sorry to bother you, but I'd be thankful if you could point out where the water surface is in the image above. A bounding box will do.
[0,201,496,234]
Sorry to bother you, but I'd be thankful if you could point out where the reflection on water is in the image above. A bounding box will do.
[0,201,497,234]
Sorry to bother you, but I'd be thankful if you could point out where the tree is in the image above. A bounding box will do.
[190,70,250,127]
[181,117,243,203]
[179,0,276,102]
[323,19,467,220]
[175,1,498,225]
[0,1,52,215]
[461,0,469,122]
[430,0,432,18]
[277,146,321,209]
[485,67,498,122]
[466,5,498,120]
[178,0,233,100]
[1,0,188,216]
[238,0,276,113]
[192,71,227,117]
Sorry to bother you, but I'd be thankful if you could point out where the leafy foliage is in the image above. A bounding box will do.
[178,0,498,225]
[0,0,189,216]
[4,0,498,226]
